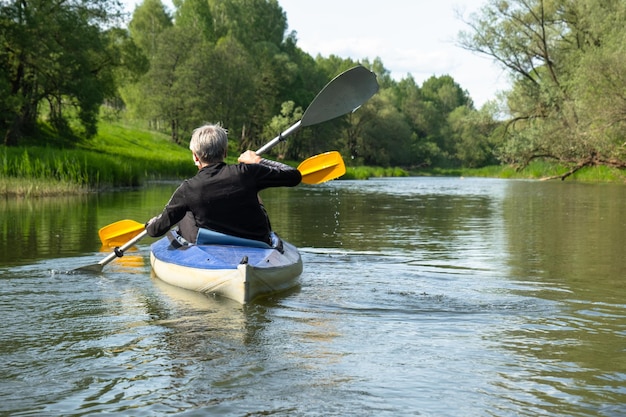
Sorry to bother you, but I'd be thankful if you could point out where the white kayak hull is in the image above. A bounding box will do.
[150,235,302,304]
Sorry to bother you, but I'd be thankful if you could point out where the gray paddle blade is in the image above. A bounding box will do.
[71,263,104,274]
[301,66,379,127]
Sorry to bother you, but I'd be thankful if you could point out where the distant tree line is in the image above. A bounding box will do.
[1,0,625,172]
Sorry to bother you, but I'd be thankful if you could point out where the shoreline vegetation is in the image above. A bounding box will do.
[2,122,625,198]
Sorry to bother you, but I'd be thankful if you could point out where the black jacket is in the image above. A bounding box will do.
[146,159,301,244]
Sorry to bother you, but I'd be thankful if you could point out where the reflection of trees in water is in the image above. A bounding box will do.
[0,184,181,267]
[499,180,626,412]
[0,195,97,265]
[503,181,626,294]
[263,180,503,254]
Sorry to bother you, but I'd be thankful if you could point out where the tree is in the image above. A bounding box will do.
[459,0,626,175]
[392,75,473,167]
[127,0,299,147]
[566,0,626,168]
[128,0,173,60]
[137,25,201,142]
[208,0,286,50]
[448,103,501,168]
[0,0,125,145]
[262,100,304,159]
[174,0,215,43]
[203,35,257,138]
[352,89,413,167]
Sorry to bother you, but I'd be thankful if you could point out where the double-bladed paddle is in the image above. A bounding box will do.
[73,151,347,273]
[73,151,346,273]
[74,65,378,273]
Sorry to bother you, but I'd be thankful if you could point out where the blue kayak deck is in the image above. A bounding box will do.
[150,236,285,270]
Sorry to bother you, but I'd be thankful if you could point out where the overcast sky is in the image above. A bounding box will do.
[123,0,509,107]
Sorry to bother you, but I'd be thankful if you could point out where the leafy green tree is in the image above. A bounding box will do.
[121,0,171,121]
[390,75,437,166]
[459,0,626,174]
[315,55,362,82]
[393,75,472,167]
[263,100,304,159]
[0,0,125,145]
[127,0,298,149]
[208,0,286,50]
[137,25,201,142]
[352,89,412,167]
[203,35,257,137]
[253,35,324,159]
[128,0,173,60]
[566,0,626,168]
[448,103,501,167]
[173,0,215,42]
[106,27,150,120]
[276,32,326,109]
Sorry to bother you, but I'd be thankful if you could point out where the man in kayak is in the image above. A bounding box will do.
[145,123,301,245]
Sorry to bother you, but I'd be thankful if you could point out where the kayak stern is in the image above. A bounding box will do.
[150,236,302,304]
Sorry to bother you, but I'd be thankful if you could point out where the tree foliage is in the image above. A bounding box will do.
[128,0,173,60]
[459,0,626,175]
[0,0,125,145]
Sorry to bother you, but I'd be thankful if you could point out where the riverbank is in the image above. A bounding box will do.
[407,162,626,183]
[1,122,195,197]
[346,161,626,183]
[2,122,625,197]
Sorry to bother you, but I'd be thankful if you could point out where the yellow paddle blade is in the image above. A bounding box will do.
[297,151,346,184]
[98,219,145,247]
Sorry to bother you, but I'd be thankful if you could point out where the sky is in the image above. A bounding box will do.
[122,0,509,108]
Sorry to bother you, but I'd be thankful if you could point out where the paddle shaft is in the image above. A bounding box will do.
[256,121,302,155]
[74,230,148,273]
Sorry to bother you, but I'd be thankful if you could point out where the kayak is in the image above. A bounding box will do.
[149,230,303,304]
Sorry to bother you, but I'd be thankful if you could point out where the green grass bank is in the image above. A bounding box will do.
[2,121,625,197]
[1,122,196,196]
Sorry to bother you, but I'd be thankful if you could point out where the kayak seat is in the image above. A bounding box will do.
[196,228,272,249]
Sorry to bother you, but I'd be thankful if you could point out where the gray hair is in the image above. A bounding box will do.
[189,124,228,164]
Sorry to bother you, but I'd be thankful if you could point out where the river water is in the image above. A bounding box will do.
[0,177,624,416]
